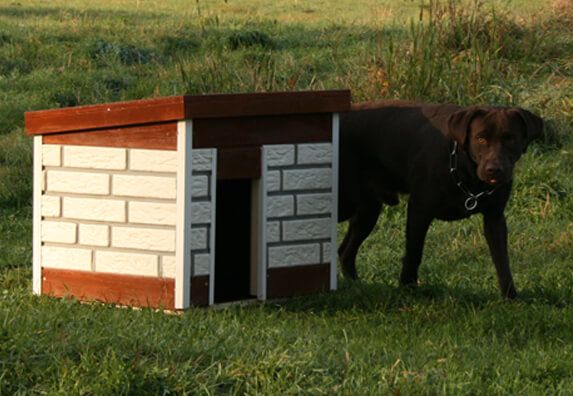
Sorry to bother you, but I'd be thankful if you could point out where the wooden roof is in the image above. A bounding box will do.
[25,90,351,135]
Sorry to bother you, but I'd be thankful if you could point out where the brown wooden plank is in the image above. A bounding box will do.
[190,275,209,307]
[193,114,332,148]
[267,264,330,299]
[41,268,175,309]
[42,122,177,150]
[184,90,350,119]
[217,147,261,180]
[26,96,185,135]
[25,90,350,136]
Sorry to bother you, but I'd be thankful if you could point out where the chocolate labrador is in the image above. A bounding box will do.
[338,101,543,298]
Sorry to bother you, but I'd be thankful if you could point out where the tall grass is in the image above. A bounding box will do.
[375,0,545,104]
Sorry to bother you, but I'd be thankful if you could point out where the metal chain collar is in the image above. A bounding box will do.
[449,141,498,211]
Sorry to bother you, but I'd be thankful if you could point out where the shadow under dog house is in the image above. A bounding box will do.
[25,90,350,309]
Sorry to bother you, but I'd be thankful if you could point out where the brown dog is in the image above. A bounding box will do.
[338,100,543,298]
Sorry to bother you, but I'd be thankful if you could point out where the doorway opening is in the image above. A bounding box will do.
[214,179,254,303]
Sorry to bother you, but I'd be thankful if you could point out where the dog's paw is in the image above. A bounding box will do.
[503,286,518,300]
[399,273,418,287]
[342,266,359,281]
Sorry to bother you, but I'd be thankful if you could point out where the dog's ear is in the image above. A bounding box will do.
[446,107,486,148]
[512,108,544,153]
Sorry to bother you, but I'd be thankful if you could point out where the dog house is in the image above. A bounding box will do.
[25,90,350,309]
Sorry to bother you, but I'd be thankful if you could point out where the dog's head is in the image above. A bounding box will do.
[446,106,544,186]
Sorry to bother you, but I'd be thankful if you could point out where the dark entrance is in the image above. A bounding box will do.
[214,179,253,303]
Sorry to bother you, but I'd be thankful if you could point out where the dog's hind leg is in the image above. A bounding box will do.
[339,201,382,280]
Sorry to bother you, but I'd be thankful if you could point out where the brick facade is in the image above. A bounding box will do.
[38,144,217,280]
[263,143,334,269]
[40,144,178,278]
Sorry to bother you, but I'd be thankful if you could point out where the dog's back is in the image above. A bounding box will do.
[338,101,456,221]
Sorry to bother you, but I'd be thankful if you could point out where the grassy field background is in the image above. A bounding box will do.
[1,0,572,393]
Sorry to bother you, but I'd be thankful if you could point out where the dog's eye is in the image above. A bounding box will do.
[477,137,487,145]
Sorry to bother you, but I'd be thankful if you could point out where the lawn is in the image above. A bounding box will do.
[1,0,573,393]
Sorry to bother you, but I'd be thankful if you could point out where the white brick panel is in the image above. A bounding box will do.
[266,221,280,243]
[193,254,210,275]
[322,242,331,263]
[282,218,331,241]
[191,175,209,198]
[297,193,332,215]
[47,170,110,195]
[42,246,92,270]
[63,145,126,170]
[161,255,176,278]
[79,224,109,247]
[63,197,126,222]
[113,175,176,199]
[267,195,294,218]
[129,149,177,173]
[297,143,332,165]
[95,251,158,276]
[41,195,61,217]
[283,168,332,191]
[41,221,77,244]
[266,145,295,166]
[42,145,61,166]
[268,244,320,267]
[129,202,176,226]
[112,227,176,252]
[191,228,208,250]
[266,171,281,192]
[191,202,212,224]
[192,149,213,171]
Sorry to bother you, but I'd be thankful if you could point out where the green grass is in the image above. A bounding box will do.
[1,0,573,393]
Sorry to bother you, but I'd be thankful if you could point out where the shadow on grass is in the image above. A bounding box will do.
[265,278,573,315]
[264,279,490,315]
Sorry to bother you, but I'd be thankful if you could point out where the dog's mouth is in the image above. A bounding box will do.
[479,173,511,187]
[476,162,513,187]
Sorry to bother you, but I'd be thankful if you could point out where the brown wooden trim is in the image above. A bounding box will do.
[42,122,178,150]
[26,96,185,135]
[267,263,330,299]
[25,90,350,136]
[184,90,350,119]
[190,275,209,307]
[193,114,332,149]
[217,147,261,180]
[41,268,175,309]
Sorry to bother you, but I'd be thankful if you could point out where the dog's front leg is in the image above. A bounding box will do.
[400,201,432,286]
[483,211,517,299]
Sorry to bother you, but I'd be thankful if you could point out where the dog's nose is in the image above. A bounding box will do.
[485,164,503,177]
[485,164,503,184]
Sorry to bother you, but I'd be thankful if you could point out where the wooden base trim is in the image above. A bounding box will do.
[39,266,325,308]
[267,264,330,299]
[191,275,209,307]
[41,268,176,309]
[40,268,211,309]
[42,122,177,150]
